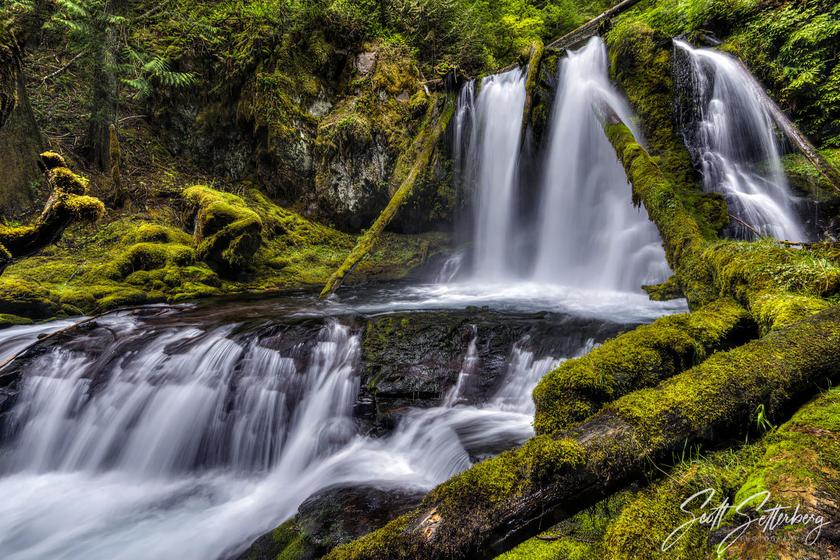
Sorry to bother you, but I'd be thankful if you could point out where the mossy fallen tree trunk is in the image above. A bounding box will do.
[601,385,840,559]
[533,297,754,435]
[327,305,840,560]
[0,153,105,274]
[545,0,645,53]
[320,95,454,298]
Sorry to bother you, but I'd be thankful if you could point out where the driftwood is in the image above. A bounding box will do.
[326,305,840,559]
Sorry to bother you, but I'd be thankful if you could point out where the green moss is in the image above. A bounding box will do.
[783,149,840,203]
[533,298,754,436]
[0,183,444,321]
[183,185,264,275]
[602,444,765,560]
[606,306,840,451]
[0,313,34,328]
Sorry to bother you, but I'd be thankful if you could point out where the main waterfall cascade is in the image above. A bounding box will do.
[452,37,670,291]
[532,37,669,290]
[674,40,809,242]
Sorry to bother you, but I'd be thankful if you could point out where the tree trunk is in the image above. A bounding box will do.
[0,54,43,218]
[84,17,119,172]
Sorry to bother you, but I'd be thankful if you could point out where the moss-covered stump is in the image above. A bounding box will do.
[533,298,754,436]
[0,155,104,275]
[326,305,840,560]
[183,185,263,276]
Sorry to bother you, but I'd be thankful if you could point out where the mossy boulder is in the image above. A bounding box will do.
[183,185,264,276]
[241,486,424,560]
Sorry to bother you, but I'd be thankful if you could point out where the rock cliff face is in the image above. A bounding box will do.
[160,41,454,234]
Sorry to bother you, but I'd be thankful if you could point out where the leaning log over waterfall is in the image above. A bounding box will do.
[326,305,840,560]
[728,58,840,193]
[533,297,753,435]
[320,95,454,298]
[545,0,645,53]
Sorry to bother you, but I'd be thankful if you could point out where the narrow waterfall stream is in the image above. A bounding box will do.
[674,40,809,241]
[465,68,527,279]
[532,37,669,290]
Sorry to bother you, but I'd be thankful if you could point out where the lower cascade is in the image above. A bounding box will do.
[674,39,809,242]
[0,298,656,560]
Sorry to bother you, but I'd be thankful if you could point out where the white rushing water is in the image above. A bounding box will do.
[533,37,669,290]
[451,37,669,292]
[674,39,808,242]
[0,312,581,560]
[467,68,527,279]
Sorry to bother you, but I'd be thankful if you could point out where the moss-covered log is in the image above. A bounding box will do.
[602,385,840,559]
[327,305,840,560]
[533,298,754,436]
[320,95,454,298]
[0,154,104,274]
[605,121,839,332]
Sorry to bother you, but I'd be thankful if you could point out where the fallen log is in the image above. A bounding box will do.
[533,297,754,435]
[545,0,645,53]
[320,95,454,298]
[326,305,840,560]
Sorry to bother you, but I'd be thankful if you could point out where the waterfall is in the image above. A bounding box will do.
[0,308,599,560]
[674,40,808,242]
[452,80,475,192]
[467,68,527,280]
[448,37,669,293]
[443,325,479,406]
[532,36,669,291]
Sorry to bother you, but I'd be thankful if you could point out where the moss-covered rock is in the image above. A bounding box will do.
[0,184,446,321]
[183,185,264,275]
